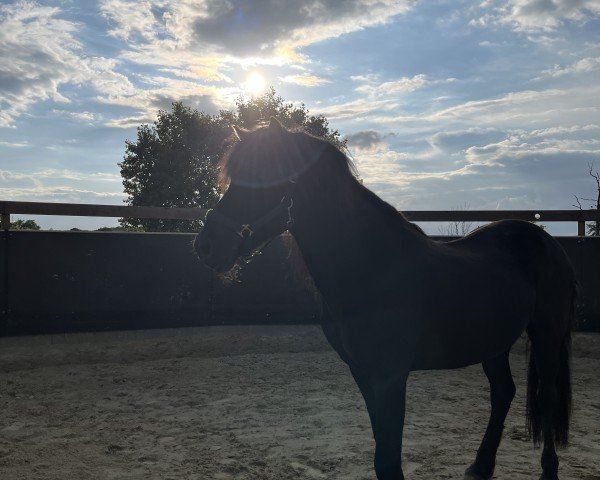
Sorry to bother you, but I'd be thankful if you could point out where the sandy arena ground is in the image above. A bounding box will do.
[0,325,598,480]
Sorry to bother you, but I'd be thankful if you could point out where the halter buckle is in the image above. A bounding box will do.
[238,224,254,237]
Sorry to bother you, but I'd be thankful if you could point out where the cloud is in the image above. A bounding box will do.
[279,74,330,87]
[427,128,506,154]
[473,0,600,33]
[99,0,159,42]
[425,86,600,129]
[355,74,430,96]
[0,140,29,148]
[464,129,600,166]
[0,2,224,129]
[0,185,124,202]
[99,0,418,74]
[345,118,600,219]
[0,0,419,129]
[315,97,402,121]
[51,109,102,125]
[346,130,385,151]
[1,168,121,183]
[0,167,123,204]
[345,129,401,153]
[97,75,225,127]
[536,56,600,80]
[0,1,135,127]
[313,74,456,124]
[0,2,76,126]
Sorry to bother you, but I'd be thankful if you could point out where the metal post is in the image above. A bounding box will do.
[0,210,8,334]
[1,231,7,336]
[578,221,586,237]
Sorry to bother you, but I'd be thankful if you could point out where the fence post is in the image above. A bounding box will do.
[0,207,7,335]
[0,231,7,336]
[1,212,9,231]
[578,221,586,236]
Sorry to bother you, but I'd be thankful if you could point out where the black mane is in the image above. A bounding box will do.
[219,125,355,188]
[219,124,423,234]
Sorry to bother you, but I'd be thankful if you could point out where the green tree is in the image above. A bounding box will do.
[119,88,345,232]
[10,219,41,230]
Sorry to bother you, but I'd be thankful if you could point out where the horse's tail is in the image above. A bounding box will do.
[526,281,576,447]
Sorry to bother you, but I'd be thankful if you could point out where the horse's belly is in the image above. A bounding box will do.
[411,291,535,370]
[411,322,526,370]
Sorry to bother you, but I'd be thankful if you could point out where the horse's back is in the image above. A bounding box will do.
[411,220,574,370]
[449,219,575,284]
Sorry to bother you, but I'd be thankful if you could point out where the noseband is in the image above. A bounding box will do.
[205,183,295,259]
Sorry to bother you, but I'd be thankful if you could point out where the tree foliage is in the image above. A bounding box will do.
[120,88,345,232]
[10,219,41,231]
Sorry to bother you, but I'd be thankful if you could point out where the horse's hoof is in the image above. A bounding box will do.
[464,473,488,480]
[539,475,559,480]
[464,465,492,480]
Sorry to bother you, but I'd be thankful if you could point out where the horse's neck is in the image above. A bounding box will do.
[290,176,421,304]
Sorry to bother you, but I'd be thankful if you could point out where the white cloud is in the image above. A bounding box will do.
[99,75,227,128]
[464,129,600,166]
[0,1,135,127]
[99,0,418,73]
[355,74,429,96]
[279,74,330,87]
[427,127,506,154]
[0,2,221,129]
[536,56,600,79]
[315,97,402,121]
[0,140,29,148]
[1,168,121,183]
[52,109,102,124]
[473,0,600,33]
[343,117,600,218]
[0,167,123,205]
[100,0,159,41]
[354,74,456,98]
[0,185,124,202]
[426,86,600,129]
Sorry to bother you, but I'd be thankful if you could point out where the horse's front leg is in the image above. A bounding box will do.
[370,373,409,480]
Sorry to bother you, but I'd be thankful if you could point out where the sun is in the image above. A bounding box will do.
[243,72,266,96]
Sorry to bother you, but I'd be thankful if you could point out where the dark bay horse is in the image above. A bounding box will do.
[194,118,576,480]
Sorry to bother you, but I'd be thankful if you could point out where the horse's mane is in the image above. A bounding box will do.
[218,123,357,188]
[218,122,424,236]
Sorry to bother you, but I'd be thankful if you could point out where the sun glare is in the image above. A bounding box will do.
[243,72,266,96]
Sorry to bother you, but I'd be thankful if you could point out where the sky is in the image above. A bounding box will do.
[1,0,599,233]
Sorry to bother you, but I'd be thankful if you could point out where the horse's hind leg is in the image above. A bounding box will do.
[529,335,564,480]
[464,350,515,480]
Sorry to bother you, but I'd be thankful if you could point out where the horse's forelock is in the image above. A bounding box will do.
[218,125,354,189]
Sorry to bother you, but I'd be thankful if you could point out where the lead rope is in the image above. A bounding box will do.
[240,195,295,261]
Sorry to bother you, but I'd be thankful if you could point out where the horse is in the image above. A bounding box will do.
[194,118,576,480]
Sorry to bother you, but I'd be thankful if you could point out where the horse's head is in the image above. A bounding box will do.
[194,117,302,274]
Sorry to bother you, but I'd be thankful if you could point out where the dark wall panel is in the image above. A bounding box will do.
[0,231,598,335]
[0,232,6,335]
[573,236,600,331]
[5,231,213,334]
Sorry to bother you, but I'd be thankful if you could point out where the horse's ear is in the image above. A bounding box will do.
[231,125,249,141]
[269,116,286,133]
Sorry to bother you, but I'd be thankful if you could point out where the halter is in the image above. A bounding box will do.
[204,181,296,259]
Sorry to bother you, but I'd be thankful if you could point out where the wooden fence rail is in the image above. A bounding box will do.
[2,200,600,235]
